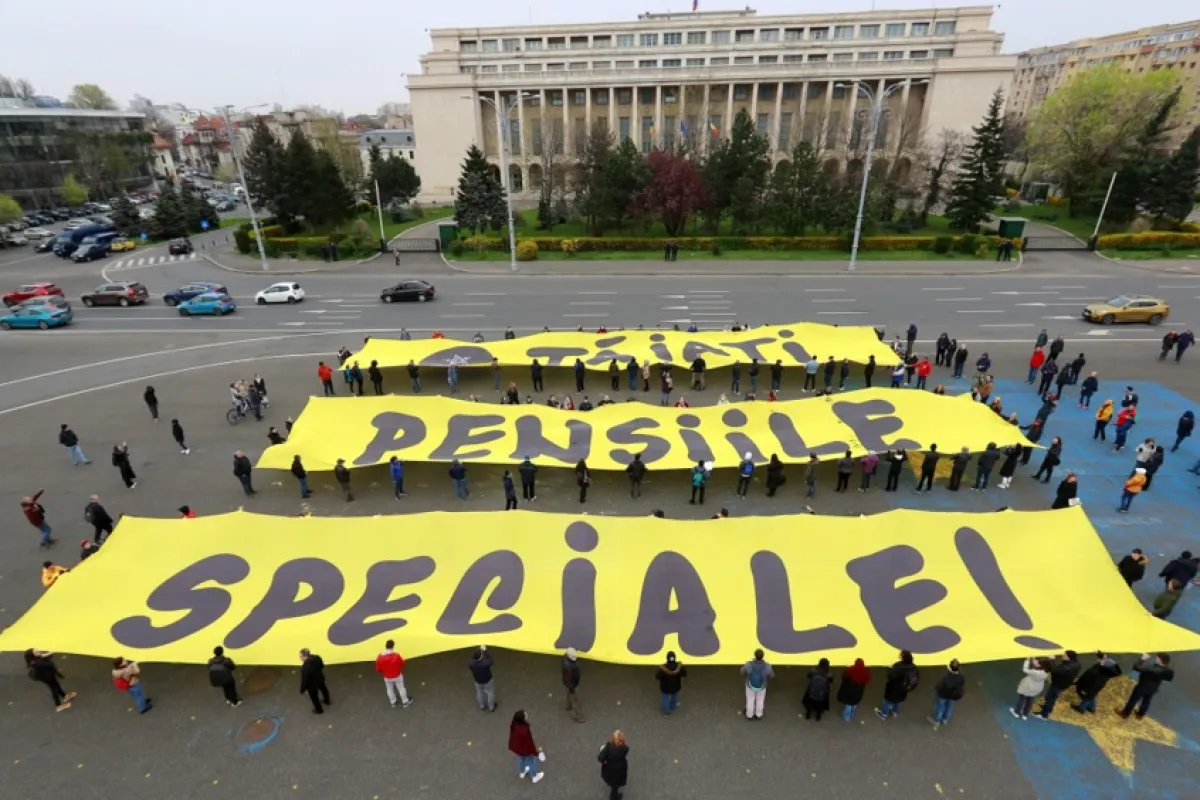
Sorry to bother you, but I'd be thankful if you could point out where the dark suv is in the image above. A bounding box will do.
[71,241,110,262]
[168,238,194,255]
[81,281,150,307]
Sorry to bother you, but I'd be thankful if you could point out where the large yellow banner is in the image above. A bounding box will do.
[357,323,900,372]
[257,390,1033,472]
[3,508,1196,666]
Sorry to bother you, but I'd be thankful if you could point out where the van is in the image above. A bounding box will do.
[54,223,115,257]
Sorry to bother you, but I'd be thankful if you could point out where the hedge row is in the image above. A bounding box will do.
[1097,232,1200,251]
[458,234,1019,253]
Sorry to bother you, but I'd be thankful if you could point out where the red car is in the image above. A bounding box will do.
[3,283,64,307]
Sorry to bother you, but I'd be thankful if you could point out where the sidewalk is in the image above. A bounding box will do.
[203,243,384,275]
[443,256,1024,276]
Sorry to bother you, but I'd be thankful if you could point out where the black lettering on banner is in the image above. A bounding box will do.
[111,554,250,648]
[721,409,767,463]
[421,346,494,367]
[526,347,589,367]
[555,522,599,651]
[428,414,506,461]
[607,418,672,465]
[750,552,857,653]
[768,413,847,458]
[954,526,1061,649]
[354,412,429,466]
[719,337,777,363]
[509,417,593,464]
[586,336,636,366]
[682,341,730,362]
[832,399,921,453]
[224,558,345,649]
[676,414,715,464]
[436,551,525,635]
[648,333,672,364]
[845,545,961,654]
[626,552,720,657]
[327,558,436,646]
[775,329,811,366]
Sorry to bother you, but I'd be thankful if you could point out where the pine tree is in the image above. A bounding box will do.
[283,131,318,230]
[309,149,355,227]
[766,141,828,235]
[242,120,287,221]
[1145,126,1200,225]
[595,138,649,232]
[703,109,771,233]
[454,145,505,234]
[111,194,140,235]
[1085,86,1181,224]
[152,184,187,238]
[945,89,1007,231]
[372,154,421,206]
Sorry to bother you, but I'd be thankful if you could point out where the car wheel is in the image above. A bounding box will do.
[257,297,267,305]
[383,295,393,303]
[37,320,49,330]
[2,298,12,307]
[179,308,190,316]
[418,294,427,303]
[0,321,10,330]
[1149,314,1164,325]
[118,297,130,307]
[287,296,296,304]
[1101,314,1115,326]
[165,297,178,306]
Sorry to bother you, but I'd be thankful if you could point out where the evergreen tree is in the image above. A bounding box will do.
[283,131,318,230]
[309,149,355,227]
[242,120,287,222]
[766,141,828,235]
[703,109,771,234]
[110,194,140,235]
[152,184,187,238]
[1144,126,1200,225]
[454,145,505,234]
[179,183,215,233]
[367,142,383,176]
[372,153,421,206]
[945,89,1007,231]
[595,138,649,232]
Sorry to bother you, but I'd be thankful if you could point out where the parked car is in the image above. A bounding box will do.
[81,281,150,307]
[0,304,73,330]
[93,203,112,213]
[15,295,71,312]
[7,220,25,231]
[254,282,305,304]
[168,237,194,255]
[178,292,236,316]
[380,280,436,303]
[71,241,110,262]
[51,208,71,220]
[63,218,91,230]
[1082,295,1170,326]
[35,238,57,253]
[3,283,64,307]
[24,227,54,240]
[163,282,226,306]
[109,237,136,252]
[2,232,28,246]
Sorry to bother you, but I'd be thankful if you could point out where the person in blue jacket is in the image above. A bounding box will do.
[389,456,405,499]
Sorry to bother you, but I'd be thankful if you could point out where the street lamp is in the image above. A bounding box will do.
[463,92,536,272]
[219,104,269,272]
[834,79,927,273]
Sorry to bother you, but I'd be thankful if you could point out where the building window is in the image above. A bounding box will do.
[525,38,542,50]
[734,56,753,65]
[462,41,478,54]
[640,33,659,46]
[686,57,705,66]
[785,28,803,41]
[709,86,727,101]
[858,51,879,61]
[834,52,855,62]
[757,84,775,101]
[808,54,827,63]
[736,29,755,43]
[779,112,793,150]
[549,91,563,106]
[553,119,564,154]
[524,63,542,72]
[639,88,656,104]
[781,83,797,100]
[595,89,609,105]
[570,61,587,70]
[480,65,498,73]
[759,55,778,64]
[859,24,879,38]
[509,119,521,155]
[638,59,658,68]
[616,34,635,47]
[710,56,729,65]
[617,89,633,104]
[761,29,779,43]
[810,27,829,40]
[615,60,634,68]
[548,37,566,50]
[663,58,682,68]
[641,116,654,152]
[910,50,929,59]
[460,66,477,74]
[733,85,749,101]
[664,32,682,45]
[687,31,706,45]
[502,64,520,72]
[885,23,906,37]
[572,90,586,105]
[503,38,520,51]
[807,83,824,100]
[482,39,498,52]
[592,60,612,69]
[756,113,769,137]
[883,50,904,60]
[783,54,803,63]
[933,48,954,58]
[547,62,565,71]
[713,30,731,44]
[593,35,611,48]
[934,21,956,36]
[663,89,678,103]
[834,25,855,39]
[910,22,930,36]
[664,116,677,149]
[571,36,589,49]
[619,116,631,142]
[597,115,608,131]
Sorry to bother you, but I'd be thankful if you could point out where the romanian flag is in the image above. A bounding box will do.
[649,123,656,138]
[708,121,719,136]
[692,0,699,11]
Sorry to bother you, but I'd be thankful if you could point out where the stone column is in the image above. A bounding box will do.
[771,82,784,152]
[655,84,664,149]
[725,82,735,137]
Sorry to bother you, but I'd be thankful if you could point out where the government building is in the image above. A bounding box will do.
[407,5,1016,202]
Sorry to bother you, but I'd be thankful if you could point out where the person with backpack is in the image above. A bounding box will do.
[929,659,964,728]
[654,651,687,716]
[207,646,241,707]
[735,453,754,498]
[508,709,544,783]
[688,460,707,505]
[1010,657,1050,720]
[112,656,152,714]
[740,648,775,720]
[837,658,872,721]
[876,650,919,720]
[626,453,647,498]
[802,658,833,721]
[26,649,75,711]
[1036,650,1080,719]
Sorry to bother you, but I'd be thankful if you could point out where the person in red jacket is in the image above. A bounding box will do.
[374,639,412,708]
[1028,347,1046,384]
[22,489,54,549]
[508,709,544,783]
[915,358,933,390]
[317,362,335,396]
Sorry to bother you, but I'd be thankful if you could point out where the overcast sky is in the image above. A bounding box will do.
[2,0,1195,115]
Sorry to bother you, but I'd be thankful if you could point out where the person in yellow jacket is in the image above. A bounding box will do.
[1118,468,1147,513]
[1094,399,1114,442]
[41,561,67,589]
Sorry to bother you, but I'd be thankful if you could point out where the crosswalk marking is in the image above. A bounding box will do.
[109,253,198,271]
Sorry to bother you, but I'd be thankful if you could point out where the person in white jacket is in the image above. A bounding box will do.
[1010,657,1050,720]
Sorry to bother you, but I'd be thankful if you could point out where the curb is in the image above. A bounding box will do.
[201,253,370,276]
[437,257,1025,277]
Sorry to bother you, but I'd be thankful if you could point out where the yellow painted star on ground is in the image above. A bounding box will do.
[1042,676,1186,776]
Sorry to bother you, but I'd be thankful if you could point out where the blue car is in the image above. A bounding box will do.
[1,305,73,330]
[163,282,227,306]
[178,292,237,316]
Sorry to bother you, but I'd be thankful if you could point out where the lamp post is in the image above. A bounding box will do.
[220,104,269,272]
[835,79,927,273]
[464,93,535,272]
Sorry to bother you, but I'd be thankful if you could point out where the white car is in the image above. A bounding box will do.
[63,218,91,230]
[24,227,53,240]
[2,232,28,246]
[255,282,306,304]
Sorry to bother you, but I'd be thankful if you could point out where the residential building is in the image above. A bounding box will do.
[179,115,234,171]
[359,128,417,175]
[0,101,153,208]
[234,110,363,181]
[1009,20,1200,144]
[407,5,1015,201]
[151,133,177,180]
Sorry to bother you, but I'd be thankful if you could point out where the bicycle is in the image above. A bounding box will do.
[226,403,248,426]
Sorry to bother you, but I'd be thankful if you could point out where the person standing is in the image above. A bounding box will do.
[317,361,335,395]
[837,658,871,721]
[690,356,707,391]
[805,452,819,497]
[1033,436,1063,483]
[859,452,879,491]
[730,360,741,395]
[492,358,503,391]
[576,458,592,503]
[829,450,851,492]
[447,363,459,395]
[508,710,544,783]
[1079,372,1099,408]
[1153,580,1184,619]
[915,444,939,493]
[1113,406,1138,452]
[374,640,413,708]
[655,651,687,716]
[468,646,496,712]
[1175,329,1195,362]
[598,730,630,800]
[83,495,114,543]
[822,356,836,392]
[1049,334,1065,362]
[1118,468,1147,513]
[1159,551,1198,588]
[562,647,585,722]
[1094,399,1114,441]
[1117,549,1149,587]
[1052,473,1078,509]
[929,659,965,729]
[1010,657,1049,720]
[876,650,918,720]
[1035,650,1080,719]
[765,454,786,497]
[112,443,137,489]
[502,470,518,510]
[953,345,969,379]
[736,452,755,498]
[26,649,76,711]
[290,455,312,499]
[747,359,760,394]
[253,373,269,407]
[972,443,999,490]
[517,456,537,501]
[233,450,254,496]
[449,459,470,500]
[573,358,586,392]
[890,362,905,388]
[1143,445,1166,490]
[769,359,785,393]
[207,646,241,707]
[741,648,775,720]
[368,360,384,395]
[915,356,932,390]
[1118,654,1174,719]
[381,456,403,500]
[1173,411,1194,452]
[1037,359,1058,397]
[171,419,190,455]
[863,355,876,388]
[59,423,89,466]
[885,449,907,492]
[625,453,647,498]
[802,658,832,721]
[407,360,421,394]
[998,444,1020,490]
[948,448,970,491]
[112,656,152,714]
[1072,652,1122,713]
[143,386,159,421]
[1027,347,1045,384]
[299,648,331,714]
[689,460,707,505]
[22,490,54,549]
[332,458,353,501]
[348,361,364,396]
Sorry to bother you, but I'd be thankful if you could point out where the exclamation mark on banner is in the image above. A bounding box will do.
[954,527,1060,649]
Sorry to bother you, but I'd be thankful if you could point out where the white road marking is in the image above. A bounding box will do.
[280,321,306,326]
[921,287,965,291]
[80,316,183,321]
[562,313,609,318]
[661,305,690,310]
[1056,297,1100,301]
[1017,302,1089,307]
[804,288,846,293]
[934,297,982,301]
[810,298,856,303]
[1159,284,1200,288]
[692,312,736,316]
[816,311,866,315]
[956,310,1005,314]
[319,299,345,303]
[1043,315,1078,320]
[1087,330,1112,336]
[992,291,1057,296]
[136,258,146,266]
[1043,285,1086,289]
[575,291,618,295]
[438,314,486,319]
[569,301,612,306]
[659,295,686,299]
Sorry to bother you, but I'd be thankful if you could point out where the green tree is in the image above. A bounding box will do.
[371,153,421,206]
[1086,87,1182,225]
[702,109,771,234]
[454,145,506,235]
[242,120,289,224]
[111,194,140,234]
[309,149,355,227]
[152,185,187,238]
[573,124,614,234]
[594,138,648,233]
[0,194,22,225]
[1143,126,1200,225]
[766,141,829,235]
[367,143,383,176]
[215,163,238,184]
[1027,64,1181,213]
[945,89,1007,231]
[282,131,320,231]
[179,183,216,233]
[59,174,88,206]
[67,83,118,110]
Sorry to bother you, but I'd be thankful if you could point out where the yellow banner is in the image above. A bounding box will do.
[3,508,1196,666]
[356,323,900,372]
[257,390,1033,472]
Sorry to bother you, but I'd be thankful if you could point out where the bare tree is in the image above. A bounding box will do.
[534,114,566,228]
[0,75,36,100]
[918,129,964,223]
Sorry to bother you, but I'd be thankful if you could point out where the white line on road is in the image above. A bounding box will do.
[1159,284,1200,288]
[575,291,618,295]
[1043,315,1078,320]
[1043,285,1087,289]
[690,301,731,305]
[562,313,609,318]
[1056,297,1100,301]
[136,258,146,266]
[687,290,729,294]
[691,312,737,316]
[661,305,690,310]
[921,287,965,291]
[934,297,982,301]
[816,311,866,315]
[569,301,612,306]
[810,299,856,303]
[659,295,686,299]
[804,288,846,293]
[957,309,1006,314]
[438,314,486,319]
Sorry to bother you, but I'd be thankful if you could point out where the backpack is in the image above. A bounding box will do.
[902,665,920,692]
[747,660,767,691]
[807,671,830,702]
[208,660,231,687]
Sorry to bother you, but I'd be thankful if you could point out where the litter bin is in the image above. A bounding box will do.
[437,220,459,251]
[996,217,1027,240]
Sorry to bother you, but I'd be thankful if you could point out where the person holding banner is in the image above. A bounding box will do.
[741,649,775,720]
[531,360,544,393]
[689,461,708,505]
[626,454,647,498]
[576,459,591,503]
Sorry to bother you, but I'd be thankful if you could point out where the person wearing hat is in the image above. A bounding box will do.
[735,453,754,498]
[562,648,585,723]
[655,651,688,716]
[334,458,353,502]
[178,506,196,519]
[79,540,100,561]
[1118,468,1147,513]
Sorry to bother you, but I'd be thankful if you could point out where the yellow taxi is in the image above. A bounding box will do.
[110,237,136,252]
[1082,295,1169,326]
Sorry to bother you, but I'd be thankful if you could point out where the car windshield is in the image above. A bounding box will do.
[1105,296,1132,308]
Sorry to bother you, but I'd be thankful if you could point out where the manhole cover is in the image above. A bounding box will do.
[235,716,282,754]
[242,666,282,695]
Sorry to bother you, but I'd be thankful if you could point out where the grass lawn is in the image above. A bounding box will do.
[995,203,1100,240]
[451,248,993,262]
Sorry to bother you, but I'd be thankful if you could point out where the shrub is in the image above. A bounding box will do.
[1096,232,1200,250]
[409,201,424,218]
[1182,221,1200,234]
[233,226,252,254]
[263,238,281,258]
[449,239,464,257]
[560,239,579,256]
[1047,195,1067,208]
[258,224,284,239]
[932,236,953,254]
[355,200,372,214]
[515,239,539,261]
[955,233,981,254]
[1004,187,1019,198]
[462,235,496,253]
[711,241,723,256]
[337,240,358,259]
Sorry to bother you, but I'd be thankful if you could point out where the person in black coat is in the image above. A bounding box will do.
[1119,654,1174,719]
[1071,652,1122,713]
[765,454,786,497]
[973,442,1000,490]
[25,649,76,710]
[1116,549,1148,587]
[299,648,331,714]
[654,651,687,716]
[598,731,630,800]
[1051,473,1078,509]
[1173,410,1194,452]
[884,449,907,492]
[112,443,137,489]
[998,444,1021,489]
[83,494,115,543]
[1159,551,1198,588]
[876,650,917,719]
[367,360,384,395]
[143,386,159,421]
[1033,436,1063,483]
[802,658,833,720]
